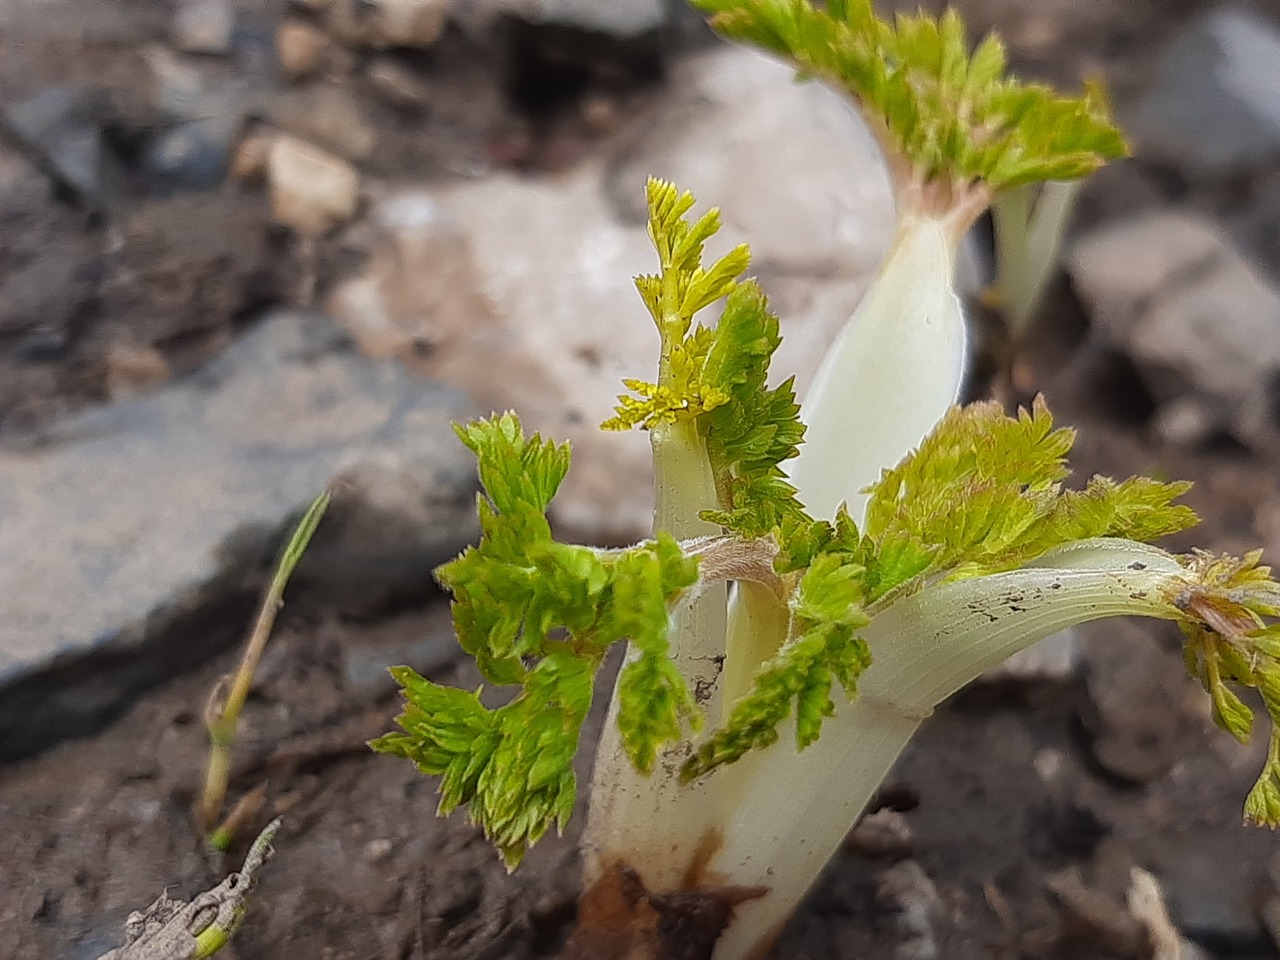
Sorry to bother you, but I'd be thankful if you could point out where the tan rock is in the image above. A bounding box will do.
[267,134,359,237]
[229,128,272,181]
[276,19,332,80]
[105,344,171,399]
[323,0,448,50]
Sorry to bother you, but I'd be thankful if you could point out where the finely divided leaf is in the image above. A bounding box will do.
[691,0,1126,191]
[603,181,809,541]
[701,282,808,537]
[377,414,702,863]
[861,398,1197,587]
[603,179,751,432]
[1248,732,1280,827]
[374,653,591,867]
[1175,555,1280,826]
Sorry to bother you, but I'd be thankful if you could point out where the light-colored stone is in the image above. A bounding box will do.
[267,133,360,237]
[322,0,448,50]
[229,128,272,181]
[172,0,234,55]
[277,19,333,80]
[1070,212,1280,445]
[266,84,378,161]
[104,344,171,400]
[0,310,478,762]
[1132,8,1280,176]
[875,860,941,960]
[330,47,896,541]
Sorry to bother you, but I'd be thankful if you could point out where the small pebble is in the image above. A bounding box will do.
[277,19,332,80]
[845,808,915,860]
[365,837,394,863]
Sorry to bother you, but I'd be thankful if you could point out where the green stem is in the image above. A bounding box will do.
[197,492,329,835]
[583,418,728,890]
[992,180,1082,337]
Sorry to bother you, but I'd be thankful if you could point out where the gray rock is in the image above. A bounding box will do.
[141,47,252,192]
[265,83,379,161]
[342,610,457,695]
[1078,620,1206,786]
[330,46,895,542]
[2,88,120,208]
[172,0,235,55]
[1132,8,1280,176]
[1069,212,1280,445]
[143,116,242,192]
[1151,834,1272,952]
[366,56,432,110]
[0,310,478,761]
[452,0,666,38]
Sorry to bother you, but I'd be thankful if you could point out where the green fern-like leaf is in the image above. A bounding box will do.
[691,0,1126,192]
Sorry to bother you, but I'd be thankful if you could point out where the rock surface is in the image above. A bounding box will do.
[331,46,895,541]
[2,88,122,209]
[453,0,667,38]
[321,0,449,49]
[1068,211,1280,445]
[276,19,338,80]
[171,0,235,55]
[266,83,379,161]
[0,310,478,761]
[1078,619,1207,786]
[268,133,361,236]
[1131,8,1280,177]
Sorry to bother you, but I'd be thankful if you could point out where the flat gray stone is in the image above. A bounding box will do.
[1069,212,1280,445]
[453,0,666,38]
[1132,8,1280,176]
[0,310,478,761]
[3,88,118,208]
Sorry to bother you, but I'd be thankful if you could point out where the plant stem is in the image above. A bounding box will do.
[708,540,1184,960]
[584,417,728,890]
[197,492,330,835]
[991,180,1082,337]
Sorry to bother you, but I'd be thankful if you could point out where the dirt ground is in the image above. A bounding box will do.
[4,0,1280,958]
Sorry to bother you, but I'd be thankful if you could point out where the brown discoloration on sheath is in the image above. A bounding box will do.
[680,827,725,892]
[564,849,767,960]
[1176,586,1258,638]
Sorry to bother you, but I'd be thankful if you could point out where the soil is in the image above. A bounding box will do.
[4,0,1280,959]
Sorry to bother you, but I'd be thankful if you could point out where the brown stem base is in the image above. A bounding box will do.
[562,863,767,960]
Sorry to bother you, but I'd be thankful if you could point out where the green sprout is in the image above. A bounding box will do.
[373,3,1278,957]
[198,492,329,848]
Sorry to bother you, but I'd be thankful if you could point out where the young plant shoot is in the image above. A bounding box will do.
[375,3,1280,958]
